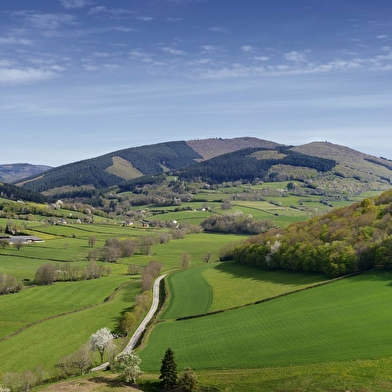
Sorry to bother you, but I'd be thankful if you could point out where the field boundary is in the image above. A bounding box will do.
[176,270,363,321]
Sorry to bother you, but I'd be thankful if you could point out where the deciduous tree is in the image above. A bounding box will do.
[89,327,114,363]
[114,351,142,384]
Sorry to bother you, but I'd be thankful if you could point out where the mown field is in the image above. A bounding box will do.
[139,270,392,373]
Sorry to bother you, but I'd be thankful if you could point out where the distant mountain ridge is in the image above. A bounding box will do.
[0,163,52,183]
[14,137,279,195]
[12,137,392,197]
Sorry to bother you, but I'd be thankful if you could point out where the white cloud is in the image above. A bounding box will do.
[93,52,110,57]
[60,0,94,9]
[0,67,56,84]
[135,16,154,21]
[376,35,388,39]
[88,6,134,18]
[284,51,308,62]
[381,46,392,52]
[201,45,223,54]
[0,37,33,46]
[166,17,183,22]
[209,26,229,33]
[241,45,257,53]
[113,26,136,32]
[49,65,66,71]
[162,47,186,55]
[254,56,270,61]
[14,11,77,30]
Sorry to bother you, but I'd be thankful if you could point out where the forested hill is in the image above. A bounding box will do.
[232,189,392,277]
[16,141,202,194]
[13,138,392,197]
[176,146,336,183]
[0,182,48,203]
[14,137,282,195]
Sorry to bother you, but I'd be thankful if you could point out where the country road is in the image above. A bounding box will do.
[91,273,167,371]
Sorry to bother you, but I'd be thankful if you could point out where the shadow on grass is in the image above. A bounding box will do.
[89,375,146,390]
[213,260,327,286]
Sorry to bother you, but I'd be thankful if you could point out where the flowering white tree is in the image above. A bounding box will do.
[89,327,114,363]
[114,351,143,384]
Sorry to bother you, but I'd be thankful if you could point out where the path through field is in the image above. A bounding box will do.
[91,274,166,371]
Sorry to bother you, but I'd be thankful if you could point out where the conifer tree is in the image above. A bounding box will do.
[159,347,178,389]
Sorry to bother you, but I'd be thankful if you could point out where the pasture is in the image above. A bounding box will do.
[138,270,392,372]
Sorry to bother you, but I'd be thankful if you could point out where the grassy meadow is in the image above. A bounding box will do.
[1,184,390,391]
[139,270,392,372]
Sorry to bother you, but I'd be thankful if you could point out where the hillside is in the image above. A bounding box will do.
[0,163,51,183]
[13,138,392,199]
[186,137,282,160]
[232,188,392,277]
[15,137,281,196]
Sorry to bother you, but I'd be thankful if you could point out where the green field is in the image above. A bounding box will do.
[139,270,392,372]
[0,185,390,390]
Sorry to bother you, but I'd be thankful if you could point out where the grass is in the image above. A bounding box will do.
[0,276,130,339]
[0,279,141,372]
[138,270,392,372]
[160,265,213,319]
[202,261,328,311]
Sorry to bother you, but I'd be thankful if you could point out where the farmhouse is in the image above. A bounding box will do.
[0,235,44,244]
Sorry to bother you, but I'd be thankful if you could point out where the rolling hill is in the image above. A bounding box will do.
[14,138,280,195]
[0,163,52,183]
[13,137,392,198]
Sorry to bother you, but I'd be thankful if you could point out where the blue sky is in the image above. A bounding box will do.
[1,0,392,166]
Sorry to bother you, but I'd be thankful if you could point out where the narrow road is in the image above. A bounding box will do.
[123,273,166,353]
[91,273,166,372]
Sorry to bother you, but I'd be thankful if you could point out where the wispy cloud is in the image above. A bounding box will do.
[166,17,183,22]
[0,67,56,84]
[113,26,136,32]
[162,47,186,55]
[0,36,33,46]
[284,51,308,62]
[135,16,154,21]
[241,45,257,53]
[209,26,229,33]
[376,35,388,39]
[201,45,224,54]
[13,11,77,30]
[88,6,134,18]
[253,56,270,61]
[60,0,94,9]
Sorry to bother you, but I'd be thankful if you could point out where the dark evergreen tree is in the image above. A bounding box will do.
[160,347,178,390]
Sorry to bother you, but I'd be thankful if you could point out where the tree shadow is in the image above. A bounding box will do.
[213,260,327,286]
[89,375,146,390]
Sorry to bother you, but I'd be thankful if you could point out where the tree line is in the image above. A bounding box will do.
[232,189,392,277]
[176,147,336,183]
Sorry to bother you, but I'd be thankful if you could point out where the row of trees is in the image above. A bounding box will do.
[34,261,110,285]
[201,211,275,235]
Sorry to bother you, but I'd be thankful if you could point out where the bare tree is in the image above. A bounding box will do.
[35,263,57,285]
[88,236,97,247]
[181,252,191,268]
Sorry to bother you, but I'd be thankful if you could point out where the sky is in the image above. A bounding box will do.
[1,0,392,166]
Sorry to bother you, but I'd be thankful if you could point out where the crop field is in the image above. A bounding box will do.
[0,278,141,372]
[202,261,328,311]
[138,270,392,372]
[160,265,213,319]
[0,276,130,338]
